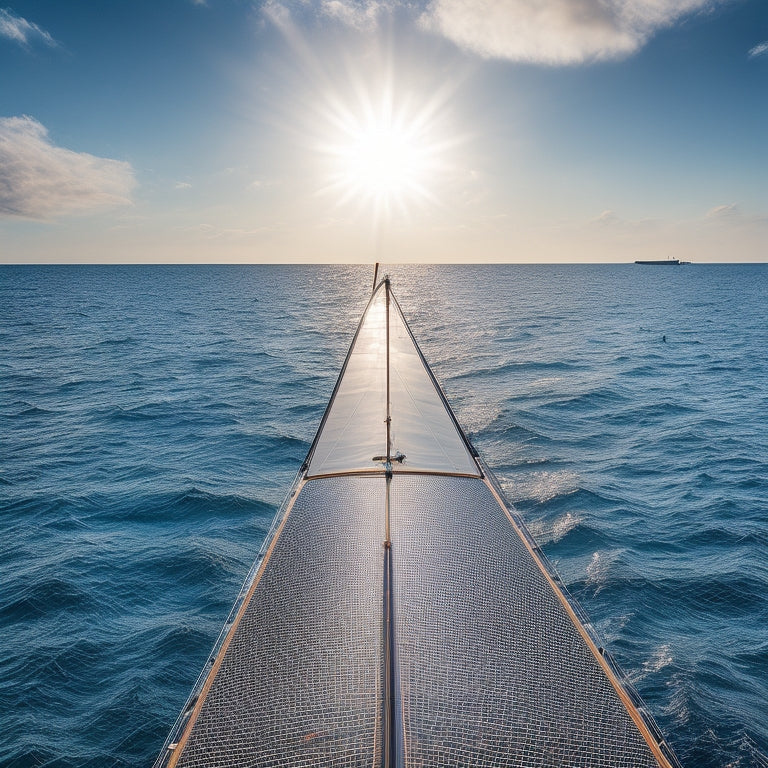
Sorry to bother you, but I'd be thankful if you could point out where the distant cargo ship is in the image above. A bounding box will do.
[634,259,691,265]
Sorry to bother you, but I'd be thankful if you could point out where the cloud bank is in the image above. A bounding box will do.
[270,0,727,65]
[0,8,57,48]
[320,0,392,28]
[0,116,136,220]
[265,0,394,30]
[419,0,724,64]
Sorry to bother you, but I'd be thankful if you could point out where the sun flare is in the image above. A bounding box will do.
[315,76,457,229]
[337,117,429,201]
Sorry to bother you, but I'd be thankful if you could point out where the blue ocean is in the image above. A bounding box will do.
[1,264,766,768]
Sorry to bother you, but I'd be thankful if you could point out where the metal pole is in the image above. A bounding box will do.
[382,277,397,768]
[385,278,391,466]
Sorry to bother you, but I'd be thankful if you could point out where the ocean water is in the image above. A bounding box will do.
[1,263,766,768]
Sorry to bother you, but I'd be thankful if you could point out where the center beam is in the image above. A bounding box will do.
[382,473,395,768]
[382,277,400,768]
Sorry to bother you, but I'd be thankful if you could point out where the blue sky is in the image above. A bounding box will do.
[1,0,766,262]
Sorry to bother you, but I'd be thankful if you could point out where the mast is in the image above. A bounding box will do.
[385,277,391,467]
[382,274,397,767]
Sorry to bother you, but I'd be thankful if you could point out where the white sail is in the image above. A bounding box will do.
[306,280,480,478]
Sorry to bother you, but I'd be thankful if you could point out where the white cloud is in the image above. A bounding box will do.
[319,0,391,28]
[703,203,768,229]
[0,116,136,220]
[588,208,660,230]
[705,202,738,219]
[263,0,291,28]
[748,41,768,58]
[0,8,57,48]
[264,0,395,29]
[266,0,728,65]
[419,0,725,65]
[592,209,621,225]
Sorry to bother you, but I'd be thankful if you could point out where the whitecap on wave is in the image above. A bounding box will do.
[526,511,581,545]
[629,643,675,685]
[501,469,580,504]
[585,549,623,595]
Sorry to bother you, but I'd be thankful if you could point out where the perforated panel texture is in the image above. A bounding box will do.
[172,476,385,768]
[165,472,671,768]
[390,475,661,768]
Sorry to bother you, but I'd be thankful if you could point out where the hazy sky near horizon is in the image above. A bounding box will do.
[1,0,766,263]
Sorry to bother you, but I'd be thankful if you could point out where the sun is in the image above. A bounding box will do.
[255,13,470,250]
[315,77,455,228]
[335,114,430,204]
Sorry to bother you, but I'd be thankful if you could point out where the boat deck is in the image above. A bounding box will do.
[168,475,384,768]
[155,277,679,768]
[159,474,673,768]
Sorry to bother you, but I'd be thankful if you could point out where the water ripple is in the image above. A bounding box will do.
[1,264,766,767]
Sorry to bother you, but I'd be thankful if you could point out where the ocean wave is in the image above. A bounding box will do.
[452,359,581,381]
[525,511,583,545]
[102,403,174,422]
[632,643,675,683]
[191,354,238,369]
[86,336,138,348]
[653,573,767,617]
[141,547,248,583]
[0,577,98,623]
[583,549,624,595]
[528,376,565,388]
[116,487,276,524]
[5,400,57,417]
[545,386,631,412]
[500,468,581,504]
